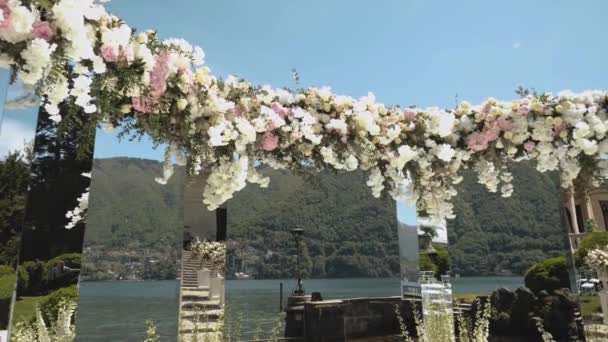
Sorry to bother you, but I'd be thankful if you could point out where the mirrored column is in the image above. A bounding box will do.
[179,172,226,342]
[564,184,608,339]
[7,93,95,341]
[0,76,38,340]
[75,127,184,341]
[447,164,585,341]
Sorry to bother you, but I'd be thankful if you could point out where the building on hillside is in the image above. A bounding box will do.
[562,186,608,252]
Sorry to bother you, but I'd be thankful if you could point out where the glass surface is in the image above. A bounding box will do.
[447,165,584,341]
[0,74,38,339]
[224,169,400,340]
[75,127,183,342]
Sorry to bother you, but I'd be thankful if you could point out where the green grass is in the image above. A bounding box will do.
[11,293,52,325]
[453,293,479,303]
[579,295,602,321]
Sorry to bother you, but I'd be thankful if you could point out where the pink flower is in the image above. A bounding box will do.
[484,124,500,142]
[519,99,531,115]
[403,108,417,122]
[0,2,12,31]
[262,131,279,151]
[524,141,536,152]
[271,102,288,118]
[496,117,513,131]
[32,21,54,41]
[101,45,118,62]
[132,96,154,113]
[118,45,134,63]
[466,132,489,152]
[150,51,170,98]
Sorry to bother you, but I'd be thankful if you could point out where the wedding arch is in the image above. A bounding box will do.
[1,0,607,225]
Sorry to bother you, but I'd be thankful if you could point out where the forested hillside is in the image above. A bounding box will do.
[226,168,400,278]
[448,162,568,276]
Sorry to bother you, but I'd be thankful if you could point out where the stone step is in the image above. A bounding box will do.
[181,299,221,311]
[179,320,220,333]
[181,309,223,322]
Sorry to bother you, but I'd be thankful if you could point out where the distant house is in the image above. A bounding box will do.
[562,186,608,252]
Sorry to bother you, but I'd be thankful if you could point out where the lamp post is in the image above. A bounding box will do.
[290,227,305,296]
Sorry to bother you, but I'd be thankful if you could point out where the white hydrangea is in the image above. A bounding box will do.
[18,38,56,86]
[435,144,456,162]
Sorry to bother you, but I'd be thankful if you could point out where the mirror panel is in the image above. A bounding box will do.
[0,75,38,340]
[75,127,183,341]
[447,163,585,341]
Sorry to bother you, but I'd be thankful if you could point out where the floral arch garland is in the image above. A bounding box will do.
[1,0,608,224]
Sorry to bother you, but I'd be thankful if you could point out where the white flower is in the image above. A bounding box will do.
[177,98,188,111]
[101,24,132,48]
[71,75,96,113]
[192,46,205,66]
[325,119,348,135]
[354,111,380,136]
[427,108,455,137]
[390,145,418,170]
[19,38,56,86]
[436,144,456,162]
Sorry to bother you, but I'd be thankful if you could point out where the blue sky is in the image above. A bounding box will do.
[1,0,608,225]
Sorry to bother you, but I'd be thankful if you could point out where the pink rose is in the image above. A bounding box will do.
[32,21,54,41]
[497,117,513,131]
[466,132,489,152]
[271,102,288,118]
[403,108,417,122]
[150,51,170,98]
[524,141,536,152]
[262,131,279,151]
[484,125,500,142]
[101,45,118,62]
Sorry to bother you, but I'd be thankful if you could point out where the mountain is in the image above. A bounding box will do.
[447,162,568,276]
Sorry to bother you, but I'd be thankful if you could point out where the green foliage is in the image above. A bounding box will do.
[38,285,78,326]
[574,231,608,266]
[46,253,81,269]
[0,153,30,268]
[524,256,570,293]
[449,162,567,276]
[0,265,14,277]
[17,261,48,296]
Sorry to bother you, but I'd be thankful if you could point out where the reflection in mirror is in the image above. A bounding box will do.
[0,75,38,340]
[447,163,586,341]
[222,168,400,340]
[7,92,95,340]
[564,185,608,339]
[75,128,183,341]
[179,172,226,341]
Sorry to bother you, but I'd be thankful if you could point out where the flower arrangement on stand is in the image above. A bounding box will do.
[189,238,226,274]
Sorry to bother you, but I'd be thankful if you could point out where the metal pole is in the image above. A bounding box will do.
[280,282,283,311]
[296,233,302,293]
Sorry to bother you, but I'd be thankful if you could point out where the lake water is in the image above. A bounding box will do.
[74,276,523,341]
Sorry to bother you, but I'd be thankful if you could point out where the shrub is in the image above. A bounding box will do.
[524,257,570,293]
[0,265,14,277]
[17,260,48,296]
[38,285,78,325]
[46,253,81,269]
[574,232,608,266]
[16,265,29,295]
